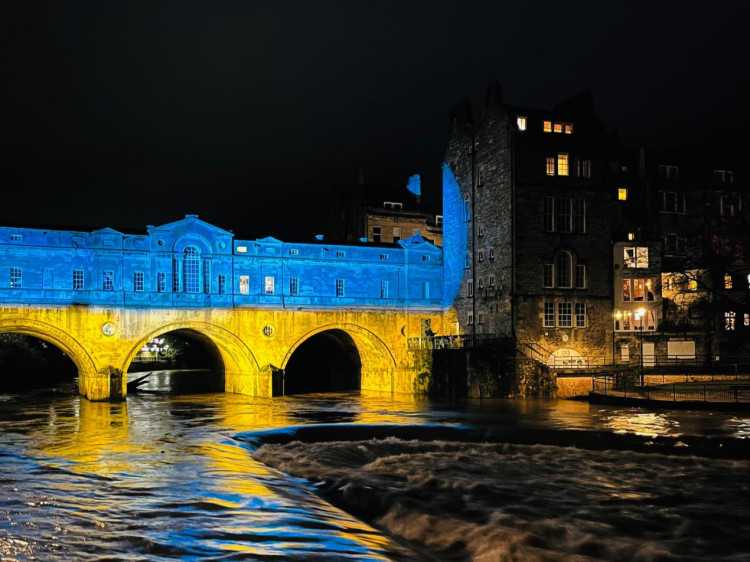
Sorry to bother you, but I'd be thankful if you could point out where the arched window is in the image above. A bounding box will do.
[556,251,572,288]
[183,246,201,293]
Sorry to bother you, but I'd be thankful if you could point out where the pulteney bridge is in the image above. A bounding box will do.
[0,214,458,400]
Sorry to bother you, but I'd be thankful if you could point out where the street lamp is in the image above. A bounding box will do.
[634,308,646,386]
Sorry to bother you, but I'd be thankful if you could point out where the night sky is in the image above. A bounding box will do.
[1,1,747,240]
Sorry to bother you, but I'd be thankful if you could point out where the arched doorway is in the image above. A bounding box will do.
[126,329,225,394]
[282,329,362,395]
[0,333,78,392]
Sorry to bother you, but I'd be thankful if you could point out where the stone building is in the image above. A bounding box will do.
[613,144,750,363]
[443,84,616,371]
[329,172,443,246]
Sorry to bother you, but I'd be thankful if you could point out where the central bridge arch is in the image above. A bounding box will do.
[281,323,397,394]
[122,321,261,395]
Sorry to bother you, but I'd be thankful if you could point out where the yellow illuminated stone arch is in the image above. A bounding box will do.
[0,317,98,392]
[281,323,397,393]
[122,321,262,396]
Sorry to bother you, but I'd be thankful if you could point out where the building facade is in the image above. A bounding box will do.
[0,215,445,310]
[329,172,443,247]
[443,85,615,369]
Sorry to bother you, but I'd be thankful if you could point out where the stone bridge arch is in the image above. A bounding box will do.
[281,323,397,393]
[122,321,263,396]
[0,317,98,392]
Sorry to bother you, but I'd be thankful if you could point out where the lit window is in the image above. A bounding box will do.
[543,264,554,288]
[381,280,389,299]
[687,279,698,291]
[73,269,84,291]
[543,120,552,132]
[544,302,555,327]
[236,246,247,253]
[335,278,345,297]
[557,153,569,176]
[745,313,749,327]
[265,276,275,295]
[545,157,555,176]
[218,275,226,294]
[564,124,573,134]
[618,188,628,201]
[289,277,299,296]
[556,252,572,288]
[10,267,22,288]
[239,276,249,295]
[372,226,381,243]
[517,116,527,130]
[582,160,591,178]
[623,247,648,268]
[558,302,572,327]
[623,279,632,301]
[645,279,655,301]
[575,303,586,327]
[575,265,586,288]
[102,270,114,291]
[134,272,144,292]
[553,123,563,133]
[725,311,736,331]
[725,274,733,290]
[628,232,635,241]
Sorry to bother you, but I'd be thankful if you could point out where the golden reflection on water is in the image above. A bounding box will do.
[35,399,158,476]
[597,411,678,437]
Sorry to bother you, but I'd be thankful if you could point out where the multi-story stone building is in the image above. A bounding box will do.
[614,144,750,363]
[443,84,615,370]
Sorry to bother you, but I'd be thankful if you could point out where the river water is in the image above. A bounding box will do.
[1,386,748,561]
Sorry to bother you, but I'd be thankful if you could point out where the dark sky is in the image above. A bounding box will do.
[1,1,747,240]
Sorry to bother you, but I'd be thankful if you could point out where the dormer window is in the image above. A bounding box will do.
[517,116,527,130]
[565,124,573,134]
[384,201,403,210]
[543,120,552,132]
[553,123,563,133]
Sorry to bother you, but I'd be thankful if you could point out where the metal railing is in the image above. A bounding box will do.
[592,374,750,404]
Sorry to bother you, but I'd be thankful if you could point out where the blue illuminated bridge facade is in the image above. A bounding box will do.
[0,214,444,310]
